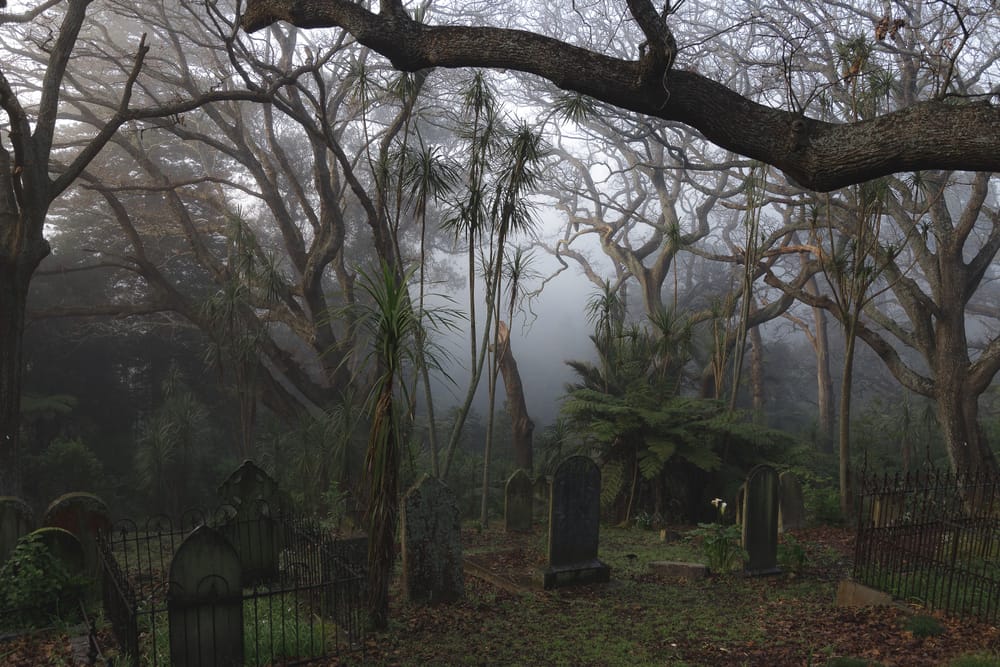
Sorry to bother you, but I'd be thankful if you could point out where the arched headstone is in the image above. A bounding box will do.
[401,475,464,603]
[168,526,244,667]
[217,460,282,583]
[778,471,806,532]
[538,455,610,589]
[0,496,34,565]
[30,527,86,576]
[504,469,533,532]
[742,464,780,575]
[43,492,111,577]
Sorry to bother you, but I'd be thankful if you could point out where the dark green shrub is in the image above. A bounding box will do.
[0,533,88,628]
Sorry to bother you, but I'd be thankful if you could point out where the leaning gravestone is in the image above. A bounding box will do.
[168,526,244,667]
[505,469,533,532]
[217,460,281,584]
[0,496,34,565]
[778,471,806,532]
[742,464,780,575]
[401,475,464,603]
[43,492,111,577]
[538,455,610,589]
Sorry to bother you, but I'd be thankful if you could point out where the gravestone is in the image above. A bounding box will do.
[778,471,806,532]
[742,464,780,576]
[168,526,244,667]
[30,527,86,576]
[504,469,533,532]
[43,492,111,577]
[401,475,464,603]
[0,496,34,565]
[538,455,610,589]
[217,460,281,583]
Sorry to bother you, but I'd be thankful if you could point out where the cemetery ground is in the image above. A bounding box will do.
[3,524,1000,665]
[360,524,1000,667]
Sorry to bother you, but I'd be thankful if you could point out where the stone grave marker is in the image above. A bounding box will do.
[43,492,111,577]
[168,525,244,667]
[778,471,806,532]
[0,496,34,565]
[217,460,282,583]
[742,464,780,575]
[30,527,86,576]
[504,469,533,532]
[735,483,746,527]
[538,455,610,589]
[401,475,464,603]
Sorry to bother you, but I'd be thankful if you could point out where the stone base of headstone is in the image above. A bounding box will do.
[649,561,707,579]
[744,565,782,577]
[836,579,893,607]
[536,558,610,590]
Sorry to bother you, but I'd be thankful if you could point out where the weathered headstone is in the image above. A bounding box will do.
[401,475,464,603]
[778,471,806,532]
[217,460,282,583]
[504,469,533,532]
[538,455,610,589]
[217,459,281,518]
[30,527,86,576]
[742,464,780,575]
[168,526,244,667]
[43,492,111,577]
[0,496,34,565]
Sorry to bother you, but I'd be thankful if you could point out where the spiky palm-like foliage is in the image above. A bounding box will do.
[350,262,458,630]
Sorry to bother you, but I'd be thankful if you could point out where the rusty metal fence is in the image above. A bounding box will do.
[854,468,1000,622]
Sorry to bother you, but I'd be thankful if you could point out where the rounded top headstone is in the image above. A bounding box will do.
[169,525,242,603]
[29,526,86,575]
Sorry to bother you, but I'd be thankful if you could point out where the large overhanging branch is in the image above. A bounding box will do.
[241,0,1000,192]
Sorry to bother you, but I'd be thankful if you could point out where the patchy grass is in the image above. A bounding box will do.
[357,524,1000,666]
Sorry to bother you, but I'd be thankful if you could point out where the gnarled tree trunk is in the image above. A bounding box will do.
[496,321,534,472]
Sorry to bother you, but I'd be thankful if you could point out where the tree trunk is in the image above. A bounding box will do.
[496,322,534,472]
[809,278,836,453]
[0,261,30,496]
[936,356,997,476]
[839,321,857,521]
[749,322,765,414]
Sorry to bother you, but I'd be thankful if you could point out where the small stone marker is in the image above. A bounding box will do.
[168,526,244,667]
[742,464,780,576]
[505,469,533,532]
[401,475,464,603]
[533,476,550,522]
[43,492,111,577]
[538,455,610,589]
[649,561,708,580]
[778,471,806,532]
[0,496,34,565]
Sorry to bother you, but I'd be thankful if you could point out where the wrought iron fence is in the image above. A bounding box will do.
[97,505,366,666]
[854,468,1000,622]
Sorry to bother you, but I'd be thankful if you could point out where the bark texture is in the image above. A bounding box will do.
[496,322,534,473]
[241,0,1000,191]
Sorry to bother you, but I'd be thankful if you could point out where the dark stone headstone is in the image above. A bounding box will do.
[504,469,533,532]
[778,471,806,532]
[217,460,282,583]
[742,464,780,576]
[43,492,111,577]
[168,526,244,667]
[0,496,34,565]
[401,475,464,603]
[538,455,610,589]
[30,527,86,576]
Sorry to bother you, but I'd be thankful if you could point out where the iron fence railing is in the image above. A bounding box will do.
[97,506,366,666]
[854,468,1000,622]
